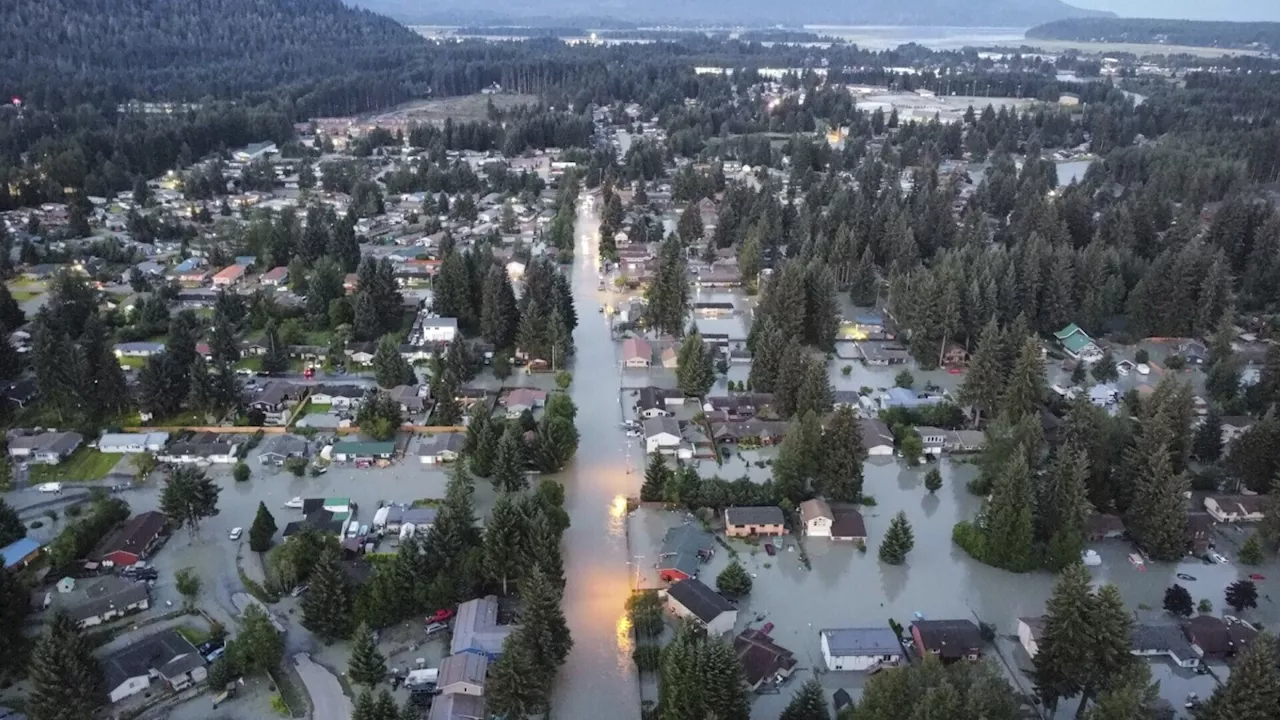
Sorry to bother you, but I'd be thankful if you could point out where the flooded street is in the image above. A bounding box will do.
[549,197,643,718]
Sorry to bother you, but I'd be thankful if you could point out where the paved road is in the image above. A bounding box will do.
[549,196,642,718]
[293,652,351,720]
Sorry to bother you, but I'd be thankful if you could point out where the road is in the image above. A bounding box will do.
[549,196,642,717]
[293,652,352,720]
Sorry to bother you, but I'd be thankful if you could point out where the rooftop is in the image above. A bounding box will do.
[102,628,201,690]
[724,506,785,527]
[821,627,902,657]
[451,595,515,656]
[667,578,735,623]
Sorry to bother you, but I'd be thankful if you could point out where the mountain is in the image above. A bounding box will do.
[1028,18,1280,52]
[345,0,1112,28]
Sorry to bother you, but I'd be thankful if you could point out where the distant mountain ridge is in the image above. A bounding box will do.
[346,0,1112,29]
[1028,18,1280,52]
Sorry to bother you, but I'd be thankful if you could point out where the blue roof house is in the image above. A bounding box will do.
[2,537,42,570]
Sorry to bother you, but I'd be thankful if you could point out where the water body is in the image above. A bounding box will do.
[804,25,1028,50]
[550,197,643,718]
[1056,159,1095,187]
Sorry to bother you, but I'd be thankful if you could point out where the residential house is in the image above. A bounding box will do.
[419,317,459,344]
[91,511,169,566]
[859,343,909,366]
[1,537,42,571]
[911,619,985,662]
[656,525,715,583]
[114,341,166,358]
[710,419,787,446]
[1086,513,1125,541]
[65,576,151,628]
[248,381,301,425]
[644,417,683,455]
[257,434,309,466]
[233,141,277,162]
[395,508,437,538]
[693,302,735,317]
[331,441,396,463]
[157,433,240,464]
[450,595,516,658]
[1184,615,1257,660]
[861,418,896,456]
[665,578,737,636]
[7,430,83,465]
[724,507,787,538]
[916,426,951,455]
[309,385,367,410]
[1220,416,1253,446]
[1088,384,1120,408]
[1131,624,1200,668]
[941,343,969,367]
[878,387,946,411]
[636,387,675,418]
[261,266,289,286]
[948,430,986,453]
[435,652,487,696]
[1017,617,1045,658]
[660,346,679,369]
[1179,340,1208,366]
[734,629,797,692]
[1187,512,1215,554]
[1204,495,1265,523]
[391,385,426,415]
[623,337,653,368]
[102,628,208,703]
[502,388,547,419]
[427,695,486,720]
[419,433,465,465]
[829,508,868,542]
[347,342,376,365]
[98,432,169,454]
[799,499,835,537]
[1054,323,1104,363]
[704,393,771,420]
[211,264,246,288]
[820,628,904,671]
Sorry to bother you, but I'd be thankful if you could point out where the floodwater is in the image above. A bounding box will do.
[549,197,643,717]
[1056,159,1095,188]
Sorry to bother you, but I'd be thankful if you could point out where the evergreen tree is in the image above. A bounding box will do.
[470,415,501,478]
[747,318,784,393]
[1039,444,1090,571]
[849,246,878,306]
[1126,415,1188,561]
[1260,475,1280,550]
[160,465,221,536]
[480,265,518,350]
[1226,579,1259,612]
[659,621,749,720]
[1080,664,1160,720]
[248,501,277,552]
[818,406,865,502]
[1192,407,1224,462]
[677,203,704,244]
[780,678,830,720]
[716,561,752,598]
[644,235,690,337]
[982,453,1037,572]
[958,318,1004,422]
[372,334,415,388]
[493,428,527,492]
[1195,633,1280,720]
[533,414,578,473]
[355,391,403,441]
[260,318,289,374]
[484,494,525,596]
[879,511,914,565]
[1080,585,1137,713]
[1163,584,1193,617]
[1000,335,1045,420]
[803,262,840,350]
[641,452,670,502]
[1033,564,1094,711]
[1239,533,1265,565]
[925,467,943,494]
[27,613,105,720]
[793,355,833,418]
[0,497,25,547]
[675,331,715,397]
[301,546,354,641]
[348,623,387,688]
[518,567,572,669]
[487,633,548,718]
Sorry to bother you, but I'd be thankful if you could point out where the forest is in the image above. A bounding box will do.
[1027,18,1280,53]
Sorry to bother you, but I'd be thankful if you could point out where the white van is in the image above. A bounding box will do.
[38,482,63,494]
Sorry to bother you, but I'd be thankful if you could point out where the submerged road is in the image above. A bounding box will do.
[550,196,642,718]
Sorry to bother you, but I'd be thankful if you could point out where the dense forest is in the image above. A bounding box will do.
[1027,18,1280,53]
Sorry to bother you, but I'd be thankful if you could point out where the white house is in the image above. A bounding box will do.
[8,431,84,465]
[419,317,459,344]
[820,628,903,671]
[916,426,950,455]
[98,432,170,454]
[1204,495,1266,523]
[419,433,465,465]
[664,578,737,636]
[799,498,834,537]
[644,417,682,455]
[1131,624,1200,668]
[860,418,895,456]
[1017,617,1045,659]
[103,628,208,704]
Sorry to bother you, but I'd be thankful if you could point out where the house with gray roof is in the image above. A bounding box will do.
[724,506,787,537]
[1132,624,1200,668]
[102,628,208,703]
[820,628,904,671]
[64,576,150,628]
[451,595,516,659]
[657,525,714,583]
[7,430,83,465]
[258,434,309,466]
[418,433,465,465]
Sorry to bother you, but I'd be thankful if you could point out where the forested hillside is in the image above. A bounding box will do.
[1027,18,1280,53]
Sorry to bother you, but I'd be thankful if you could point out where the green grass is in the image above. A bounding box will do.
[9,290,41,301]
[29,447,118,483]
[116,356,147,369]
[305,402,333,415]
[235,356,305,372]
[176,624,211,646]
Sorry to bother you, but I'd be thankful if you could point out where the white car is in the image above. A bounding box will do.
[626,429,642,438]
[284,497,304,509]
[229,527,243,540]
[1210,551,1229,564]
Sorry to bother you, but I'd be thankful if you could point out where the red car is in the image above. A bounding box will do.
[427,609,455,624]
[760,622,774,635]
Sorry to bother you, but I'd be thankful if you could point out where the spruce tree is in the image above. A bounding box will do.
[1033,564,1093,710]
[794,355,833,418]
[879,511,914,565]
[1126,415,1188,561]
[675,331,714,397]
[1239,533,1265,565]
[818,406,865,502]
[248,501,277,552]
[493,428,527,492]
[1039,444,1090,571]
[301,546,354,641]
[1196,633,1280,720]
[480,265,518,350]
[716,561,752,598]
[519,568,572,669]
[958,318,1004,422]
[1000,335,1045,420]
[925,467,943,494]
[484,494,525,596]
[487,633,548,717]
[982,453,1036,572]
[1192,406,1224,462]
[640,452,670,502]
[1081,585,1136,713]
[1226,579,1259,612]
[747,318,784,393]
[0,497,22,547]
[780,678,830,720]
[348,623,387,688]
[27,613,106,720]
[372,334,414,388]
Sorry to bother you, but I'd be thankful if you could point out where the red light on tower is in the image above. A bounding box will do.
[10,97,21,107]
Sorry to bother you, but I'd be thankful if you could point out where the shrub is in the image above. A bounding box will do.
[233,462,251,482]
[1135,348,1149,364]
[555,371,573,390]
[1165,354,1186,370]
[841,365,853,376]
[632,645,661,671]
[283,457,307,477]
[951,521,987,562]
[65,503,83,518]
[270,694,289,716]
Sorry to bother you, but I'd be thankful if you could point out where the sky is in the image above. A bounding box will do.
[1068,0,1280,22]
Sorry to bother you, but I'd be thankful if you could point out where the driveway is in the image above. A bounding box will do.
[292,653,351,720]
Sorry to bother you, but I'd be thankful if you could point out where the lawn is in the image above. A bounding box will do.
[176,624,211,646]
[9,290,41,301]
[305,402,333,415]
[235,356,305,373]
[29,448,119,483]
[116,356,147,369]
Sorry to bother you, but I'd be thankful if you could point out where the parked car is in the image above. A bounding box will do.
[626,430,642,438]
[425,622,448,636]
[764,543,776,556]
[229,527,243,540]
[38,482,62,494]
[427,608,455,624]
[285,497,304,509]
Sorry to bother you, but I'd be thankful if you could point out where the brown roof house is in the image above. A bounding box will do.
[1184,615,1258,660]
[91,511,169,567]
[911,619,984,662]
[622,337,653,368]
[724,507,787,538]
[733,628,797,692]
[1203,495,1266,523]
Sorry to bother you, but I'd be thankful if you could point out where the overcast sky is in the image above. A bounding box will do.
[1068,0,1280,21]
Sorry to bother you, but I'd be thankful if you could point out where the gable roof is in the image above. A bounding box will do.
[437,652,488,690]
[1132,624,1197,660]
[451,595,515,656]
[831,508,868,538]
[658,525,714,578]
[427,693,486,720]
[643,417,681,439]
[102,628,200,690]
[799,498,833,524]
[66,576,150,623]
[821,627,902,657]
[91,511,167,561]
[1,537,41,569]
[733,629,797,686]
[622,336,652,362]
[724,506,785,527]
[912,619,984,657]
[667,578,734,623]
[860,418,895,448]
